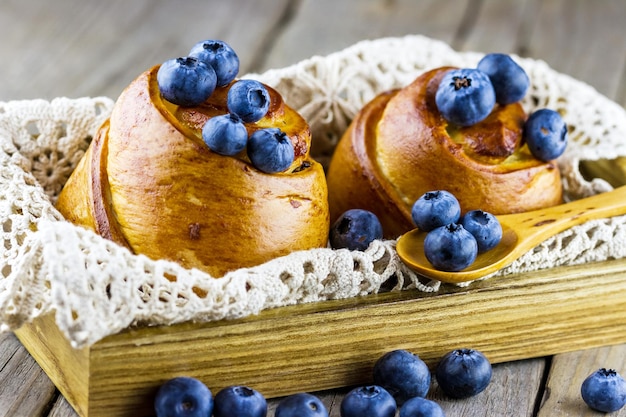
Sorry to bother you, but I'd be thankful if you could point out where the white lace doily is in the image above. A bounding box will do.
[2,35,626,348]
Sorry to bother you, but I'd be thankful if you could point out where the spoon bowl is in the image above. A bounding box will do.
[396,185,626,283]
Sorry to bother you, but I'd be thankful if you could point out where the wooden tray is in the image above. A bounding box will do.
[15,256,626,417]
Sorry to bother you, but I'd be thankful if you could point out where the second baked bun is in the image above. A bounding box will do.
[327,67,563,238]
[57,66,330,277]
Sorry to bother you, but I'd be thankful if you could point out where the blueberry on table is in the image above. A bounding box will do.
[247,128,295,173]
[157,57,217,107]
[435,348,492,399]
[373,349,431,406]
[399,397,446,417]
[154,376,213,417]
[340,385,397,417]
[460,210,502,253]
[202,113,248,156]
[411,190,461,232]
[275,392,329,417]
[329,209,383,251]
[435,68,496,126]
[523,108,568,161]
[424,224,478,272]
[581,368,626,413]
[477,53,530,105]
[213,385,267,417]
[227,79,271,123]
[189,39,240,86]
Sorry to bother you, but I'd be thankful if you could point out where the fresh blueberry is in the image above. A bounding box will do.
[435,68,496,126]
[424,224,478,272]
[213,385,267,417]
[523,108,568,161]
[275,393,329,417]
[477,53,530,105]
[460,210,502,253]
[227,79,271,123]
[154,376,213,417]
[202,113,248,156]
[435,348,492,399]
[399,397,445,417]
[189,39,240,87]
[340,385,397,417]
[329,209,383,251]
[157,57,217,107]
[247,128,294,173]
[411,191,461,232]
[581,368,626,413]
[373,349,431,406]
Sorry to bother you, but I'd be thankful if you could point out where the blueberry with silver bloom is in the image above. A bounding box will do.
[227,79,271,123]
[436,348,492,399]
[399,397,446,417]
[581,368,626,413]
[340,385,397,417]
[373,349,431,406]
[477,53,529,105]
[411,190,461,232]
[157,57,217,107]
[247,128,294,173]
[523,108,568,161]
[189,39,240,87]
[435,68,496,126]
[329,209,383,251]
[460,210,502,253]
[213,385,267,417]
[154,376,213,417]
[275,393,329,417]
[202,113,248,156]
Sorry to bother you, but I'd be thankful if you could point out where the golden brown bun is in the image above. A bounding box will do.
[327,67,562,238]
[57,66,330,277]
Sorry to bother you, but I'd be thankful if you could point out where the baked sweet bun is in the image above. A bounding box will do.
[56,65,329,277]
[326,67,563,238]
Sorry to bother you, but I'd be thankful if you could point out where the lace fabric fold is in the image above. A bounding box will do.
[2,35,626,348]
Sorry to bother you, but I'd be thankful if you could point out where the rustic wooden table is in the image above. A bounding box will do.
[2,1,626,416]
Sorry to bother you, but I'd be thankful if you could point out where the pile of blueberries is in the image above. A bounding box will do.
[153,347,492,417]
[153,348,626,416]
[157,40,294,174]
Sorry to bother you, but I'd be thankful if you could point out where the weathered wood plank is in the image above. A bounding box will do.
[258,0,472,72]
[537,345,626,417]
[0,333,58,417]
[0,0,291,101]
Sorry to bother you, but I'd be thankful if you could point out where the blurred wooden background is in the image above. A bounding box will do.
[1,1,626,416]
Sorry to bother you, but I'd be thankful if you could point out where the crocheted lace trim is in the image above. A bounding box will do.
[2,35,626,348]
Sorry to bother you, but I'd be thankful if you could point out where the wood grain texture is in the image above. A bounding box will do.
[15,257,626,417]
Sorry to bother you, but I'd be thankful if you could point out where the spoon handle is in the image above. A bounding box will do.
[503,185,626,251]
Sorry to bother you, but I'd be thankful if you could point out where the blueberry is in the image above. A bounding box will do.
[154,376,213,417]
[460,210,502,253]
[247,128,294,173]
[581,368,626,413]
[227,79,271,123]
[157,57,217,107]
[373,349,431,406]
[424,224,478,272]
[435,68,496,126]
[411,191,461,232]
[201,113,248,156]
[340,385,397,417]
[213,385,267,417]
[523,109,568,161]
[189,39,239,87]
[477,53,530,105]
[329,209,383,251]
[435,348,492,399]
[399,397,445,417]
[275,393,329,417]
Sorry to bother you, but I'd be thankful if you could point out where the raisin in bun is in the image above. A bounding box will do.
[326,67,562,238]
[56,66,329,277]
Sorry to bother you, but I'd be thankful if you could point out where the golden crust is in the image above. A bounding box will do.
[57,66,330,277]
[327,67,562,238]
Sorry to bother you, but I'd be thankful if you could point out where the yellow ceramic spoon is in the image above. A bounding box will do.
[396,185,626,284]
